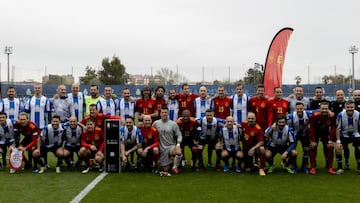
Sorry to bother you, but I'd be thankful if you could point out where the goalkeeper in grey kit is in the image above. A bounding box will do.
[153,106,182,176]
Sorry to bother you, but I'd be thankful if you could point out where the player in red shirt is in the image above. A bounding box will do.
[80,104,120,130]
[154,86,166,120]
[248,85,269,131]
[309,102,337,175]
[268,87,289,127]
[13,112,43,173]
[176,110,200,170]
[177,83,198,117]
[212,85,232,119]
[241,112,266,176]
[79,118,105,174]
[139,115,160,173]
[136,86,158,122]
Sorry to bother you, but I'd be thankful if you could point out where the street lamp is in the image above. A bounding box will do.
[4,46,13,84]
[349,45,358,92]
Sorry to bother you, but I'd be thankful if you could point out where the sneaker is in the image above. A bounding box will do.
[98,166,104,173]
[181,160,186,167]
[38,167,46,174]
[285,167,294,174]
[197,166,205,172]
[152,168,159,174]
[207,163,214,168]
[9,168,16,174]
[23,163,32,171]
[328,168,336,175]
[345,163,350,170]
[235,166,242,173]
[215,165,221,172]
[159,171,171,177]
[82,167,91,174]
[223,165,230,173]
[293,167,298,174]
[172,167,179,174]
[336,169,344,175]
[267,165,275,174]
[32,168,39,173]
[310,167,316,175]
[301,166,309,174]
[259,169,266,176]
[55,166,61,173]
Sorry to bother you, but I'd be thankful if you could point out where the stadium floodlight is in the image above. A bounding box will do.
[4,46,13,84]
[349,45,358,93]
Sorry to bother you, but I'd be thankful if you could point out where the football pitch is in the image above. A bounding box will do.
[0,146,359,203]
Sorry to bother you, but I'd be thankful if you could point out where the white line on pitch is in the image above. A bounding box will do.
[70,172,108,203]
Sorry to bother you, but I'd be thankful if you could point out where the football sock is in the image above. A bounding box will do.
[336,154,343,169]
[198,149,204,167]
[174,155,182,168]
[301,152,308,167]
[215,149,221,166]
[207,146,213,164]
[222,157,229,166]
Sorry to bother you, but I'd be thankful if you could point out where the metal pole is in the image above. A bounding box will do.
[7,53,10,85]
[352,53,355,91]
[349,45,358,93]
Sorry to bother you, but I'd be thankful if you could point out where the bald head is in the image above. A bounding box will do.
[353,90,360,102]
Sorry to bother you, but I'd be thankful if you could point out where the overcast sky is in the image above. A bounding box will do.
[0,0,359,84]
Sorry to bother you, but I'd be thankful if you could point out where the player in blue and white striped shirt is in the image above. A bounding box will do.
[0,112,15,167]
[24,83,51,129]
[335,100,360,174]
[220,116,243,173]
[265,114,297,174]
[2,86,23,124]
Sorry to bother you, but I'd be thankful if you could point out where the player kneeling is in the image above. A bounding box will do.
[39,115,66,173]
[221,116,243,173]
[79,118,105,174]
[265,114,297,174]
[241,112,266,176]
[120,117,143,172]
[139,115,159,173]
[153,107,182,177]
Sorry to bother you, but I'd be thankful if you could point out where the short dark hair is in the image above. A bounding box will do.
[205,109,213,113]
[276,114,286,122]
[345,100,355,106]
[7,86,15,91]
[90,85,99,90]
[125,116,134,121]
[52,115,61,121]
[161,106,169,111]
[0,112,7,118]
[295,102,304,106]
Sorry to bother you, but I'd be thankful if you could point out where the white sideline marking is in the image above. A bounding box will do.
[70,172,108,203]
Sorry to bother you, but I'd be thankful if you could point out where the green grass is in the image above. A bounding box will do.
[0,145,359,203]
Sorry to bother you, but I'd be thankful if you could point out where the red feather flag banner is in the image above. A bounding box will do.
[263,27,293,98]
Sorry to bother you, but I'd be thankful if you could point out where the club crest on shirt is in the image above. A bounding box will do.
[261,102,265,108]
